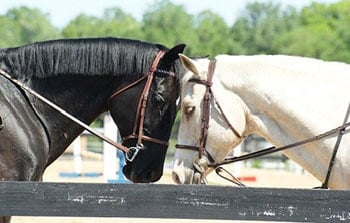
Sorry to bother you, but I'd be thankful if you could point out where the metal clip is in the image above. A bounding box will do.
[125,144,144,162]
[193,157,209,174]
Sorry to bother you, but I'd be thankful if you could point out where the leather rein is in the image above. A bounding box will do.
[0,50,175,162]
[175,59,350,188]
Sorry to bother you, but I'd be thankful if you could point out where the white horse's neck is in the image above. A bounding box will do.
[216,55,350,189]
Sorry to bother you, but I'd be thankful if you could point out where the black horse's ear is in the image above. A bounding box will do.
[163,44,186,63]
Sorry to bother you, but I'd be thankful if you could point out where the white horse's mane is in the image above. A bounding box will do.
[215,54,350,74]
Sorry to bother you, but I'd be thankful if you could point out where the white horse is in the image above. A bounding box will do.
[173,53,350,189]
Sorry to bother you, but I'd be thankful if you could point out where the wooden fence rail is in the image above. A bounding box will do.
[0,181,349,222]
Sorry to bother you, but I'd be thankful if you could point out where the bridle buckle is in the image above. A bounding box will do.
[125,144,144,162]
[193,157,209,174]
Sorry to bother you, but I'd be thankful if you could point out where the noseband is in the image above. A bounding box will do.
[109,51,175,162]
[176,60,243,166]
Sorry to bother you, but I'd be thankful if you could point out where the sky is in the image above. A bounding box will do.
[1,0,341,28]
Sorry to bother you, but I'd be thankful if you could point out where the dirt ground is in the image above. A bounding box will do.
[12,155,320,223]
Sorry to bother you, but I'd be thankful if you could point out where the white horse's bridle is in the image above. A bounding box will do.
[175,60,244,182]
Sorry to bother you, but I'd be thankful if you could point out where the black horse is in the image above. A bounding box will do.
[0,37,185,195]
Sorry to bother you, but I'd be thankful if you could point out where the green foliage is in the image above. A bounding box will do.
[231,2,299,54]
[0,6,57,48]
[272,0,350,63]
[61,8,144,39]
[192,10,237,56]
[142,0,195,51]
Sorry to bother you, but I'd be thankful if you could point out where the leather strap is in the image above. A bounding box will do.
[0,67,130,153]
[109,51,170,147]
[176,59,243,158]
[198,60,216,157]
[319,102,350,189]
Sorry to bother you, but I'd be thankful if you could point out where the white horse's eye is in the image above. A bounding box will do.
[184,105,195,116]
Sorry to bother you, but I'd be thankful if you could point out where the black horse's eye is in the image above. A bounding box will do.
[154,92,165,106]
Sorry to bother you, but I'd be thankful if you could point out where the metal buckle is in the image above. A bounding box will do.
[125,144,144,162]
[193,157,209,174]
[193,157,210,184]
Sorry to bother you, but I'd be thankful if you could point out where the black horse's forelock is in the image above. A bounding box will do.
[1,38,165,80]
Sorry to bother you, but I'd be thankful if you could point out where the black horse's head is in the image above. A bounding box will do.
[108,44,185,183]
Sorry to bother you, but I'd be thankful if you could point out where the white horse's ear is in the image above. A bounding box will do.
[178,53,200,76]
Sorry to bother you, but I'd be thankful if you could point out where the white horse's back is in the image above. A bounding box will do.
[215,54,349,132]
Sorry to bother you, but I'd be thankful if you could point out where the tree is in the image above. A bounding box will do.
[61,14,100,38]
[274,25,344,60]
[231,2,298,54]
[274,0,350,63]
[191,10,239,56]
[62,7,143,39]
[0,6,58,48]
[0,16,22,47]
[142,0,195,52]
[332,0,350,62]
[102,8,144,39]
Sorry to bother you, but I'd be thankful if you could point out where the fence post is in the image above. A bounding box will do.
[232,143,242,176]
[103,114,118,182]
[72,136,82,175]
[59,136,83,177]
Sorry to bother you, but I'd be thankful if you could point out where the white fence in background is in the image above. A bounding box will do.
[62,113,128,183]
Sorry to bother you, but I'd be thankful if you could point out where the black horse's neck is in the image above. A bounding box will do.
[28,75,119,164]
[0,38,162,165]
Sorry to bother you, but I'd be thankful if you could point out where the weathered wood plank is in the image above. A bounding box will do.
[0,181,349,222]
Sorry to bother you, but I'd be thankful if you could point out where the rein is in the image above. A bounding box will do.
[211,121,350,168]
[0,67,130,154]
[213,107,350,188]
[0,50,176,162]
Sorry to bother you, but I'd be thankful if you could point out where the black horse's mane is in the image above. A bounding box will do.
[0,37,166,80]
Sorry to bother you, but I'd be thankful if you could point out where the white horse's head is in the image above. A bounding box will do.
[172,54,248,184]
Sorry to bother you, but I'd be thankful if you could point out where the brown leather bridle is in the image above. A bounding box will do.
[176,60,243,162]
[109,51,176,162]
